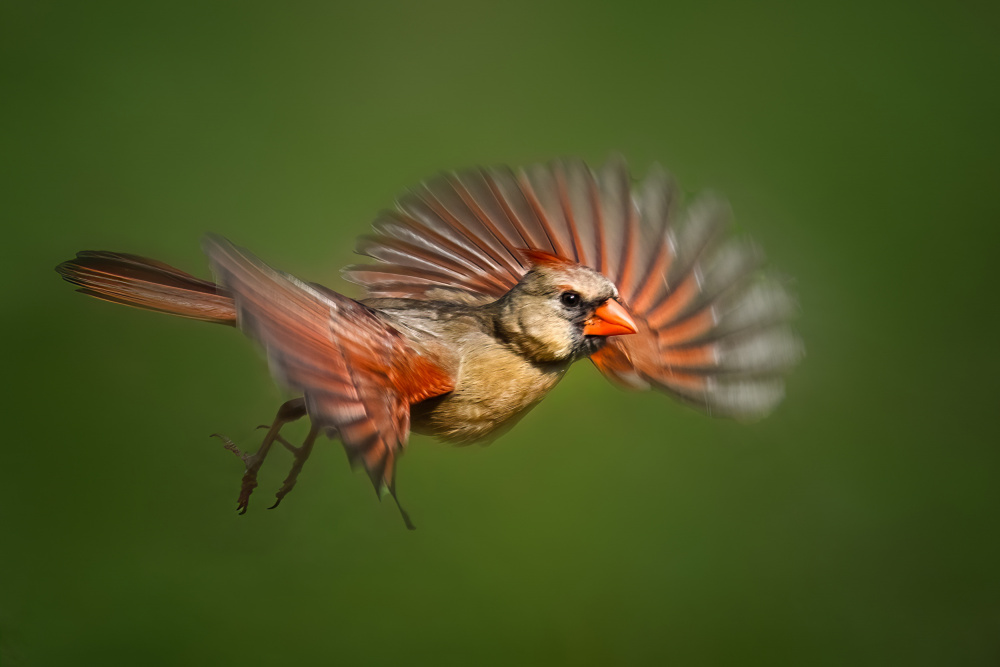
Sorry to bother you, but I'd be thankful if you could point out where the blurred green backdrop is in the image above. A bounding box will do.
[2,0,998,665]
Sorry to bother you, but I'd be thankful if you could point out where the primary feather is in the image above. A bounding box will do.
[345,157,802,419]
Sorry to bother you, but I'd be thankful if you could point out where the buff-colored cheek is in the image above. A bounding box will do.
[517,310,572,361]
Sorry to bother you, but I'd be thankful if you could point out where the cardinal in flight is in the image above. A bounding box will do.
[56,157,801,528]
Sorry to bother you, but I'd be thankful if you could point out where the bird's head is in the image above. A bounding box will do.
[493,250,638,363]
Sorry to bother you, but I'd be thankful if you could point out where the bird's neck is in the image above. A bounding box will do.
[489,293,575,363]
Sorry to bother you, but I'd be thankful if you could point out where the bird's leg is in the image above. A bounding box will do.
[211,397,307,514]
[267,422,320,510]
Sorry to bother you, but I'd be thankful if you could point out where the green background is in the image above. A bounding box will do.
[3,1,998,664]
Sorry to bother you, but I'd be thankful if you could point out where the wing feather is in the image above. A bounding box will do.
[346,158,801,419]
[205,235,453,492]
[452,170,532,258]
[484,166,557,254]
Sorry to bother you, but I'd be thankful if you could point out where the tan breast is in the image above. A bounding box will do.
[371,299,570,445]
[409,329,569,445]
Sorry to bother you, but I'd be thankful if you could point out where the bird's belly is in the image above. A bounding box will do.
[410,356,569,445]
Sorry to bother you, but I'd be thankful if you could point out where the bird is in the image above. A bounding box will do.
[56,157,802,528]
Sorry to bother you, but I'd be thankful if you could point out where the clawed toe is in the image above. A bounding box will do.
[210,433,262,514]
[268,424,319,510]
[210,398,413,527]
[213,397,308,514]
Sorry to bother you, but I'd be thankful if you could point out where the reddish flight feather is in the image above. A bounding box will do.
[205,235,454,493]
[344,157,801,419]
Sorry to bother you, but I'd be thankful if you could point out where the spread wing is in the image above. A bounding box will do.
[344,157,801,419]
[205,235,454,494]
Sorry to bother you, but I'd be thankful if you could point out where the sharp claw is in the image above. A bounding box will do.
[267,498,282,510]
[215,398,312,516]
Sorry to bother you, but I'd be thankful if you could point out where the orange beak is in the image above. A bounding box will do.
[583,299,638,337]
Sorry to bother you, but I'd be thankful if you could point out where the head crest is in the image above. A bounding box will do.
[520,249,576,269]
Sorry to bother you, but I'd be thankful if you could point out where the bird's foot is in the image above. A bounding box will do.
[263,423,319,509]
[210,432,264,514]
[211,397,308,514]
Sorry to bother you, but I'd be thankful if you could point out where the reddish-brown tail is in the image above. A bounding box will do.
[56,251,238,325]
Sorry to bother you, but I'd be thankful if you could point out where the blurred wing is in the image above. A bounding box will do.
[205,235,453,492]
[345,157,801,418]
[589,185,803,419]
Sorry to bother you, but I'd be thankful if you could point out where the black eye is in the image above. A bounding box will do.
[560,291,581,307]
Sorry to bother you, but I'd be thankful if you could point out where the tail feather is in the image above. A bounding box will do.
[56,251,237,325]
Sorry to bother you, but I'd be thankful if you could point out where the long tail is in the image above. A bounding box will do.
[56,251,238,325]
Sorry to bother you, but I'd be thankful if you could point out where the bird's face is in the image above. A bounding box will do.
[494,259,638,363]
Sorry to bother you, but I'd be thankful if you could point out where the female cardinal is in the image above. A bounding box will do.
[56,157,801,528]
